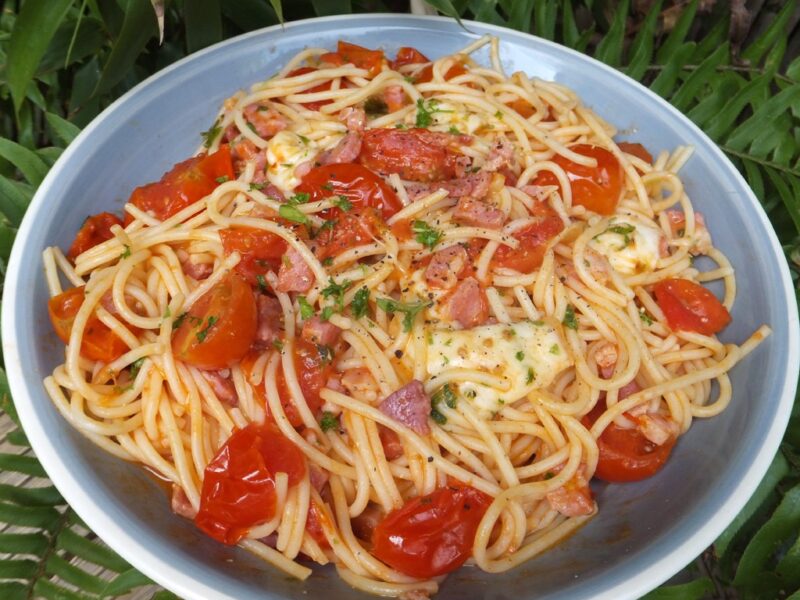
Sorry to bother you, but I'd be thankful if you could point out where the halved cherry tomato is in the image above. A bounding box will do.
[391,47,429,70]
[195,422,306,544]
[306,501,332,549]
[314,208,386,261]
[653,278,731,335]
[48,287,131,363]
[296,163,403,219]
[583,399,676,482]
[505,97,536,119]
[617,142,653,165]
[491,202,564,272]
[336,41,385,78]
[220,227,287,285]
[358,128,465,182]
[372,484,492,578]
[285,67,336,111]
[126,146,234,224]
[534,144,624,215]
[171,273,257,369]
[68,212,123,260]
[414,57,468,84]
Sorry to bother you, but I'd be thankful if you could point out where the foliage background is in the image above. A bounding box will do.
[0,0,799,598]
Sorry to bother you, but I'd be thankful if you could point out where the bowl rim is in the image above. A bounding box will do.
[3,12,798,600]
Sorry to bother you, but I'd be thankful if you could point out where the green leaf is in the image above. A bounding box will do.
[97,567,153,595]
[776,529,800,591]
[268,0,284,24]
[741,158,765,204]
[0,138,49,186]
[734,482,800,587]
[624,0,661,81]
[0,483,63,506]
[640,577,714,600]
[56,528,130,572]
[0,175,32,227]
[0,224,17,262]
[593,0,628,67]
[424,0,463,25]
[0,453,48,477]
[691,12,729,64]
[45,113,81,146]
[787,55,800,82]
[650,42,696,99]
[704,73,771,141]
[220,0,280,30]
[685,73,744,129]
[5,0,73,112]
[0,369,19,426]
[34,577,96,600]
[0,502,61,530]
[669,42,729,111]
[741,0,794,66]
[655,0,697,64]
[560,0,581,48]
[184,0,222,53]
[94,0,157,96]
[310,0,353,16]
[45,554,109,595]
[725,85,800,152]
[37,17,106,74]
[0,532,49,554]
[0,582,27,600]
[0,558,39,579]
[533,0,556,39]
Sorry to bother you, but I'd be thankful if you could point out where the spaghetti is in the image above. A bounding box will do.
[43,36,769,597]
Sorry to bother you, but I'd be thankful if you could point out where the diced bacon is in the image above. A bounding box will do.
[255,183,285,202]
[565,246,609,287]
[595,342,618,379]
[453,196,506,230]
[545,468,594,517]
[483,137,516,173]
[201,369,238,406]
[317,132,362,165]
[665,210,712,255]
[618,379,641,400]
[447,277,489,328]
[378,380,431,435]
[636,413,679,446]
[276,248,314,293]
[520,184,556,202]
[223,124,238,143]
[341,367,378,400]
[382,85,406,112]
[339,106,367,132]
[379,425,404,460]
[309,464,330,493]
[171,485,197,519]
[231,137,268,178]
[454,155,472,178]
[425,244,468,289]
[258,533,278,548]
[182,258,213,281]
[253,294,283,350]
[301,316,341,346]
[325,374,346,394]
[351,503,384,541]
[404,171,491,202]
[242,104,288,139]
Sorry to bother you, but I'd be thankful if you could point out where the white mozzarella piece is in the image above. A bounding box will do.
[588,215,663,275]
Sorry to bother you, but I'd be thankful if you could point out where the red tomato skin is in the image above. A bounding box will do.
[296,163,403,220]
[392,47,430,69]
[653,278,731,336]
[372,485,492,578]
[126,146,234,224]
[314,208,386,261]
[359,128,464,182]
[492,202,564,272]
[337,41,385,77]
[534,144,624,215]
[617,142,653,164]
[286,67,335,111]
[583,400,675,483]
[219,227,287,285]
[48,287,130,363]
[306,501,331,548]
[171,273,257,369]
[68,213,123,260]
[276,339,332,425]
[195,423,306,545]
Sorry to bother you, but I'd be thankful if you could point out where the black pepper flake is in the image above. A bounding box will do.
[394,349,404,358]
[427,456,434,463]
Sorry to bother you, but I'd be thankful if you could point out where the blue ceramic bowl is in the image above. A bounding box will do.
[3,15,797,600]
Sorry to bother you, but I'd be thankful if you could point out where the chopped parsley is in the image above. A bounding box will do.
[129,357,145,379]
[526,368,535,385]
[412,220,442,249]
[249,182,265,191]
[544,471,555,480]
[196,316,219,343]
[279,204,308,224]
[640,310,654,326]
[120,245,131,259]
[415,98,451,128]
[333,196,353,211]
[352,287,370,319]
[321,278,352,319]
[563,305,579,330]
[172,312,188,330]
[364,96,388,116]
[201,119,222,148]
[549,344,560,355]
[245,121,257,134]
[515,350,525,361]
[376,297,431,332]
[272,339,285,351]
[432,384,457,409]
[494,110,504,119]
[317,344,334,365]
[297,296,314,320]
[430,408,447,425]
[395,123,408,129]
[601,223,636,247]
[215,175,230,184]
[322,257,334,266]
[256,274,268,293]
[448,125,461,135]
[320,411,339,432]
[297,134,310,145]
[321,182,334,192]
[163,306,171,318]
[287,192,310,205]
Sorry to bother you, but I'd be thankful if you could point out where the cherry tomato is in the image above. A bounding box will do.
[314,208,386,261]
[617,142,653,164]
[391,47,429,69]
[171,273,257,369]
[195,422,306,544]
[372,484,492,578]
[296,163,403,220]
[491,202,564,272]
[68,212,123,260]
[505,97,536,118]
[359,128,464,182]
[48,287,131,363]
[583,399,675,483]
[126,146,234,224]
[653,278,731,336]
[534,144,624,215]
[336,41,385,78]
[306,501,332,549]
[286,67,336,111]
[220,227,287,285]
[414,58,468,84]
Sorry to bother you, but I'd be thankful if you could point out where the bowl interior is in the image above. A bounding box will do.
[4,15,796,600]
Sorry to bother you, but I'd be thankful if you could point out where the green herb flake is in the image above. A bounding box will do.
[196,315,219,343]
[352,287,370,319]
[515,350,525,361]
[297,134,310,144]
[430,408,447,425]
[395,123,408,129]
[526,368,535,385]
[163,306,172,319]
[215,175,230,184]
[273,339,285,352]
[494,110,504,119]
[287,192,310,205]
[321,278,352,316]
[322,257,334,266]
[172,312,188,330]
[376,297,431,332]
[279,204,308,224]
[412,220,442,249]
[563,305,579,330]
[249,182,265,191]
[432,384,457,409]
[321,306,335,321]
[364,96,388,116]
[414,98,451,128]
[297,296,314,320]
[256,274,268,293]
[320,411,339,432]
[129,357,145,379]
[333,196,353,211]
[201,119,222,148]
[640,310,654,326]
[544,471,555,480]
[448,125,461,135]
[600,223,636,247]
[120,245,131,259]
[549,344,560,355]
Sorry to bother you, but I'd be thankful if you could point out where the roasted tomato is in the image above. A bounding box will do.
[126,146,234,224]
[391,47,429,69]
[285,67,335,111]
[617,142,653,165]
[48,287,131,363]
[414,57,468,84]
[67,212,123,260]
[491,201,564,272]
[171,273,257,369]
[296,163,403,220]
[358,128,466,182]
[314,208,386,261]
[195,422,306,544]
[220,227,287,285]
[335,41,385,78]
[372,484,492,578]
[583,399,676,483]
[306,501,332,549]
[653,278,731,336]
[534,144,624,215]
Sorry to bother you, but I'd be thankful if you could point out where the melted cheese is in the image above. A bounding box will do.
[265,130,340,191]
[588,215,663,275]
[426,321,572,415]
